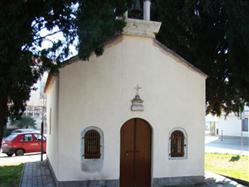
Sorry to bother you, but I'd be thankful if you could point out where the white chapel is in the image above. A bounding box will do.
[45,1,207,186]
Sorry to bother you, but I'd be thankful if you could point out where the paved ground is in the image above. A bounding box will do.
[19,160,246,187]
[204,172,246,187]
[2,137,248,186]
[20,161,55,187]
[0,151,46,166]
[205,136,249,155]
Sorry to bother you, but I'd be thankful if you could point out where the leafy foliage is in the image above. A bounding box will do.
[152,0,249,115]
[1,0,249,147]
[75,0,249,116]
[77,0,131,60]
[0,0,78,146]
[12,116,37,129]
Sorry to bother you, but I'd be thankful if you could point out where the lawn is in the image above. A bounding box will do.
[0,164,23,187]
[205,153,249,182]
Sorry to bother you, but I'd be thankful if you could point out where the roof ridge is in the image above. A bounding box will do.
[153,39,207,78]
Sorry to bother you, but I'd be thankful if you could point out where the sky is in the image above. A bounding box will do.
[39,27,78,60]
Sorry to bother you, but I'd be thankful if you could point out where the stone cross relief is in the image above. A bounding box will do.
[135,84,142,95]
[131,84,144,111]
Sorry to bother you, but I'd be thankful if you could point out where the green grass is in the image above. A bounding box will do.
[0,164,23,187]
[205,153,249,182]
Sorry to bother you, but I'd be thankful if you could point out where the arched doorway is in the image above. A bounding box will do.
[120,118,152,187]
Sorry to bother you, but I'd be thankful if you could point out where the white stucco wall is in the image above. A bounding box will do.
[27,73,48,106]
[46,76,59,176]
[206,113,249,137]
[48,35,205,181]
[217,114,242,137]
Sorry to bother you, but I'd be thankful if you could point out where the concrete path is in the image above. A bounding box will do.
[205,136,249,155]
[204,172,246,187]
[0,151,46,166]
[19,161,55,187]
[19,160,246,187]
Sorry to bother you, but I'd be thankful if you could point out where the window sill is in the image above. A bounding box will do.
[168,156,188,160]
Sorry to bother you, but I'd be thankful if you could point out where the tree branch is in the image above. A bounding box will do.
[33,30,62,42]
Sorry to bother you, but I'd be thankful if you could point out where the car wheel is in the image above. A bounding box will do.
[6,153,13,157]
[15,149,24,156]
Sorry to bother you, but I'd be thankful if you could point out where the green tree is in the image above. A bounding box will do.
[152,0,249,115]
[12,116,37,129]
[1,0,249,147]
[77,0,131,59]
[76,0,249,116]
[0,0,78,148]
[0,0,130,148]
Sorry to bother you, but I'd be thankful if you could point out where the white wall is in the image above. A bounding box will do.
[27,73,48,106]
[207,113,249,137]
[50,35,205,181]
[46,76,59,177]
[218,114,242,136]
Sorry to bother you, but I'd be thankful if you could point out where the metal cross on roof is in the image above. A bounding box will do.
[135,84,142,95]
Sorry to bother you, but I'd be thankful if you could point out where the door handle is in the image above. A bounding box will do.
[125,150,139,156]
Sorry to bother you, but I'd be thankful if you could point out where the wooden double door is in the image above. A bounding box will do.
[120,118,152,187]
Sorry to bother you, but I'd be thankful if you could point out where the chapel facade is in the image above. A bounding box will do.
[45,1,206,186]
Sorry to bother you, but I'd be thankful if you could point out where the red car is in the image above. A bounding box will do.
[1,132,46,157]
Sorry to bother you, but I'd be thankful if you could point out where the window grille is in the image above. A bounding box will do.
[84,130,101,159]
[170,130,184,157]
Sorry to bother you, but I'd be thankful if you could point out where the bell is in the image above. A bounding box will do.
[129,0,142,19]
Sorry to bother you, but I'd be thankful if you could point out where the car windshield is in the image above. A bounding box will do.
[5,134,17,141]
[34,134,46,141]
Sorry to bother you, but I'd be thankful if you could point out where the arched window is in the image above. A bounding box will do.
[170,130,185,158]
[84,130,101,159]
[81,127,104,172]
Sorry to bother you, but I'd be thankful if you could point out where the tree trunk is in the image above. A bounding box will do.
[0,98,7,149]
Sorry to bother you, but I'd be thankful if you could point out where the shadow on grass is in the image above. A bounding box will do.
[229,155,240,162]
[222,174,249,186]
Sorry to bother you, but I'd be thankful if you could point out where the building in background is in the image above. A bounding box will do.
[7,73,47,130]
[205,106,249,137]
[24,73,47,130]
